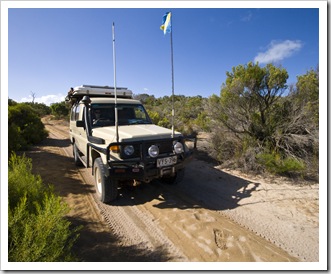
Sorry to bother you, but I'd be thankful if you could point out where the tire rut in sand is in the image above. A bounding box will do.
[79,168,187,262]
[95,197,188,262]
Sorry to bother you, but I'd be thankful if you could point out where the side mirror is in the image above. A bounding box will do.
[88,136,105,145]
[76,120,85,128]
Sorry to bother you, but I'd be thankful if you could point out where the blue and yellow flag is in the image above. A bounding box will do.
[160,12,171,35]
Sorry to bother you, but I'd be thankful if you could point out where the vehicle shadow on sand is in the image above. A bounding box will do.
[30,138,260,212]
[26,147,95,198]
[113,160,260,211]
[39,136,71,148]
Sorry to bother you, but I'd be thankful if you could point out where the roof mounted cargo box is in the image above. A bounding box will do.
[65,84,133,104]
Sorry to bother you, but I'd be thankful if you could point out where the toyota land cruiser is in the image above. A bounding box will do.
[67,85,193,203]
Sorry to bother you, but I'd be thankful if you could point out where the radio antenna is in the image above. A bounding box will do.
[112,22,119,143]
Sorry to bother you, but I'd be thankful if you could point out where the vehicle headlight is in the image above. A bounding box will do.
[148,145,159,158]
[123,145,134,156]
[173,141,184,154]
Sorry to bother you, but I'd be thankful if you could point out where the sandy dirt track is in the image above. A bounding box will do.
[26,117,319,266]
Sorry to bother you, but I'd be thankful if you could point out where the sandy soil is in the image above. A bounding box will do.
[26,117,319,266]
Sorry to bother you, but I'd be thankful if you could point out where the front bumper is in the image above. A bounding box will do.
[108,155,186,182]
[106,136,194,182]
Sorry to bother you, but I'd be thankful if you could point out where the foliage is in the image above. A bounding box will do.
[207,63,318,178]
[50,101,70,118]
[8,100,51,116]
[272,68,319,176]
[216,62,288,142]
[8,153,45,211]
[8,99,17,106]
[136,94,210,135]
[256,152,305,176]
[292,67,319,125]
[8,103,48,152]
[8,154,80,262]
[22,102,52,117]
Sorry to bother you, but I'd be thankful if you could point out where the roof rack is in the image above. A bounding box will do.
[65,84,133,104]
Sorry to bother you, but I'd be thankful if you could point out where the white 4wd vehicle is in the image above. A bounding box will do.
[67,85,193,203]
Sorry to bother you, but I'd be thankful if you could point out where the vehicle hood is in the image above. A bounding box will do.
[92,124,181,143]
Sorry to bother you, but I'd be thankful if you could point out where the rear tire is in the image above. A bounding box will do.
[94,157,118,203]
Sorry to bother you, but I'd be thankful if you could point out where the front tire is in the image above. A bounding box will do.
[94,157,118,203]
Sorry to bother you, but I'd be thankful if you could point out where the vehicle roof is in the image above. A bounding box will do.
[86,97,142,105]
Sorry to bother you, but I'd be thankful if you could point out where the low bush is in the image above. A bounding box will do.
[8,154,80,262]
[50,101,70,118]
[19,102,51,117]
[256,152,305,176]
[8,103,48,153]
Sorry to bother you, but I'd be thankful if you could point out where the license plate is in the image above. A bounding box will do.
[157,156,177,167]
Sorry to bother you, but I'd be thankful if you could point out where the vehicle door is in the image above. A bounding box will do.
[71,103,88,156]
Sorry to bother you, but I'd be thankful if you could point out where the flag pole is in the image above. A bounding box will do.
[112,22,119,143]
[170,13,175,138]
[160,11,175,137]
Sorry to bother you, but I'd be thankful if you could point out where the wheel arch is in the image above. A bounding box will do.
[91,149,108,176]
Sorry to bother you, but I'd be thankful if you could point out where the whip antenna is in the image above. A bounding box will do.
[112,22,119,143]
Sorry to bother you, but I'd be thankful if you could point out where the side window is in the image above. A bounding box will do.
[70,104,77,121]
[75,104,81,121]
[134,106,146,119]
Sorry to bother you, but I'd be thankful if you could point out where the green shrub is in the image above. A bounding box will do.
[21,102,52,117]
[50,101,69,118]
[8,123,26,152]
[8,153,46,211]
[147,109,161,125]
[8,154,80,262]
[256,152,305,175]
[8,103,48,152]
[195,112,211,131]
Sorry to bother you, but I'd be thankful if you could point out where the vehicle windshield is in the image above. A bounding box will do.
[91,103,152,128]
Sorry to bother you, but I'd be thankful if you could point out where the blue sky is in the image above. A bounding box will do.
[3,2,325,105]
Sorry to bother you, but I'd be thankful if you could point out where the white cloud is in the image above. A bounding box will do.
[254,40,303,64]
[20,94,66,106]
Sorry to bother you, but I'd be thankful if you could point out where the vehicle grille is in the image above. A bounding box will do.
[120,140,174,159]
[144,140,173,156]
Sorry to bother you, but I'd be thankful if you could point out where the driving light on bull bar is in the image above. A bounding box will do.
[173,141,184,154]
[148,145,159,158]
[123,145,134,156]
